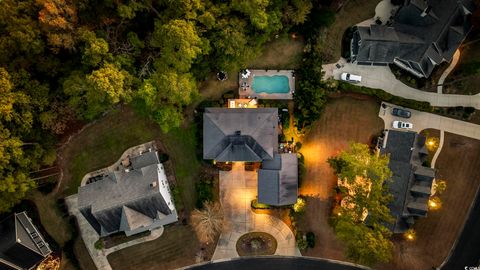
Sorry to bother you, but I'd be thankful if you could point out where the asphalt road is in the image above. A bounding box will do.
[441,186,480,269]
[185,257,369,270]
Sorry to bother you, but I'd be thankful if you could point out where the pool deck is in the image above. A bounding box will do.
[239,69,295,100]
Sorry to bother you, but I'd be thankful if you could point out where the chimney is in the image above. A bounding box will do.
[150,181,157,188]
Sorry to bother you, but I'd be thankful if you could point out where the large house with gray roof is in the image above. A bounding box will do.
[0,212,52,270]
[203,108,298,206]
[78,150,178,237]
[379,130,435,233]
[351,0,475,78]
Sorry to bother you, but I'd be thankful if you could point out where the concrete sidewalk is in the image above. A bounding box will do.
[324,62,480,109]
[212,163,300,260]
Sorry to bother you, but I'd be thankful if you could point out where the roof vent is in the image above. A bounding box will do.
[150,181,157,188]
[125,168,130,173]
[235,130,241,136]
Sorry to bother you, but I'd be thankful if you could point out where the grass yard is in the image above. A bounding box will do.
[33,105,201,270]
[194,34,304,106]
[378,133,480,270]
[248,34,304,69]
[444,30,480,95]
[297,95,384,260]
[107,224,201,270]
[57,106,200,210]
[317,0,380,62]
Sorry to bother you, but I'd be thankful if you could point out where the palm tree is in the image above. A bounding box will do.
[190,201,224,244]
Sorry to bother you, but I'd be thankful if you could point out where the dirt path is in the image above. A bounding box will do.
[297,96,384,260]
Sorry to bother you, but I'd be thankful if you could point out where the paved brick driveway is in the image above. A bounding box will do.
[212,163,300,260]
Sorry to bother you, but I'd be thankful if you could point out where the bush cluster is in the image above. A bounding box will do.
[337,82,433,112]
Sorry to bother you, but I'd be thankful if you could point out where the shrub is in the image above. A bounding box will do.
[295,142,302,151]
[94,239,104,250]
[293,197,306,213]
[306,232,316,248]
[158,153,169,163]
[298,153,306,187]
[465,107,475,114]
[38,176,58,195]
[251,199,271,209]
[195,176,214,209]
[337,82,433,112]
[296,233,308,250]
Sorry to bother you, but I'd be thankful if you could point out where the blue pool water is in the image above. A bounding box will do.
[252,75,290,94]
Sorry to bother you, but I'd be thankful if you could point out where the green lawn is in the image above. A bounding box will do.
[444,31,480,95]
[107,224,201,270]
[317,0,380,62]
[59,107,200,211]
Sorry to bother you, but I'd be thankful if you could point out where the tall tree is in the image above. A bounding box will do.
[151,19,203,73]
[64,63,132,119]
[328,143,394,266]
[36,0,78,51]
[136,70,198,132]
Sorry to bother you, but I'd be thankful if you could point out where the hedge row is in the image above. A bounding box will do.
[337,82,434,112]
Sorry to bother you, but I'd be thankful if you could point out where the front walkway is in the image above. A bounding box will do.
[212,163,300,260]
[323,61,480,109]
[66,195,165,270]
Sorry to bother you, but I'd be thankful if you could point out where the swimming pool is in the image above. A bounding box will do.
[252,75,290,94]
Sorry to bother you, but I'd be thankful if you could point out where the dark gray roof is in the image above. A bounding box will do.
[131,151,160,170]
[78,151,175,236]
[0,212,51,270]
[258,153,298,206]
[354,0,474,77]
[380,131,435,233]
[203,108,278,162]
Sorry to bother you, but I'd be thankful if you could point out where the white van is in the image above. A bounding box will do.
[340,73,362,83]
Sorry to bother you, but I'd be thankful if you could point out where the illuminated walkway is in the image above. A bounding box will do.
[212,163,300,260]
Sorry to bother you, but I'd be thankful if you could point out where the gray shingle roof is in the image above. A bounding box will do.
[0,212,51,270]
[380,130,435,233]
[258,153,298,206]
[203,108,278,162]
[354,0,474,77]
[78,151,176,236]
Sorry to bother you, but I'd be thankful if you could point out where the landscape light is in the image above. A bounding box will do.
[404,229,416,241]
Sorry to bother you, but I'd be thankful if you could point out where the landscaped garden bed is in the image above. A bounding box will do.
[236,232,277,256]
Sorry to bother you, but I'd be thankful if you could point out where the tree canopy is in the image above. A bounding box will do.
[0,0,317,213]
[328,143,394,266]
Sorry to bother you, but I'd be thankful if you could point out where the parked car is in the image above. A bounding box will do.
[391,108,412,118]
[340,73,362,83]
[392,121,413,129]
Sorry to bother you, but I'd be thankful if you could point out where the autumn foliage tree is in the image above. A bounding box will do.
[36,0,78,51]
[329,143,394,266]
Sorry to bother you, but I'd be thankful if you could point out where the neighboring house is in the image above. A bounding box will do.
[0,212,52,270]
[379,130,435,233]
[351,0,475,78]
[78,151,178,237]
[203,108,298,206]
